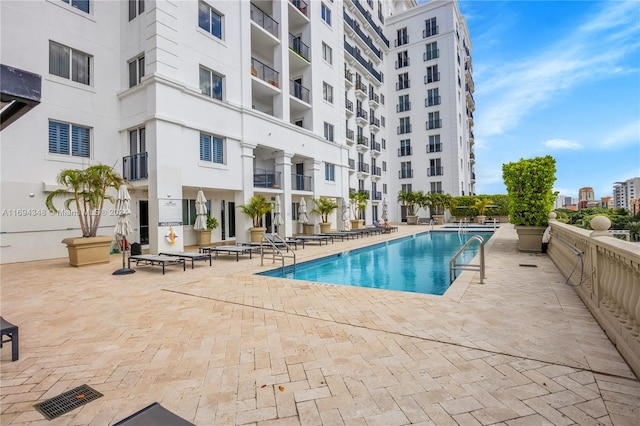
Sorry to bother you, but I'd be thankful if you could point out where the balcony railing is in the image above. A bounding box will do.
[250,3,278,38]
[396,80,410,90]
[352,0,389,47]
[423,50,439,61]
[345,98,353,112]
[371,191,382,200]
[357,162,370,173]
[427,144,442,153]
[290,79,310,103]
[289,33,310,61]
[343,11,382,59]
[395,58,410,69]
[397,102,411,112]
[356,108,368,121]
[123,152,148,181]
[251,57,279,88]
[369,92,379,104]
[345,69,353,83]
[355,81,368,95]
[427,166,443,176]
[397,124,412,134]
[399,169,413,179]
[398,147,412,156]
[548,218,640,378]
[369,117,380,128]
[344,40,382,82]
[372,167,381,177]
[425,73,440,84]
[289,0,308,17]
[370,141,380,152]
[253,168,281,188]
[423,26,439,38]
[426,96,441,107]
[346,128,354,140]
[426,119,442,130]
[357,135,369,146]
[291,174,312,191]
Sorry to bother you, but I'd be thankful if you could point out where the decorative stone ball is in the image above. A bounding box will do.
[548,212,557,220]
[590,215,611,232]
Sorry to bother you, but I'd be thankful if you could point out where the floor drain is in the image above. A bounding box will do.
[34,384,103,420]
[519,264,538,268]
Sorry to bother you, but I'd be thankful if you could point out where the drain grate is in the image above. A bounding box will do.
[519,264,538,268]
[34,384,103,420]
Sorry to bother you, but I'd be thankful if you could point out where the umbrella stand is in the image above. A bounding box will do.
[112,236,135,275]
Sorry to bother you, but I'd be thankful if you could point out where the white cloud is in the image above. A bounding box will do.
[543,139,582,150]
[602,119,640,148]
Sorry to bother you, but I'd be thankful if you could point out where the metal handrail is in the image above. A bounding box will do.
[449,235,485,284]
[260,233,296,275]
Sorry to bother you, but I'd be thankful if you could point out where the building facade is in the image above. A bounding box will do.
[613,178,640,212]
[0,0,473,263]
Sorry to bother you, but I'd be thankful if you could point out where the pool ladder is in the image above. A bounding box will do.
[259,233,296,275]
[449,235,485,284]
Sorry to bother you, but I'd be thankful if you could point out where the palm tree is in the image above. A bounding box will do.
[349,191,368,219]
[473,198,494,216]
[311,197,339,223]
[397,190,418,216]
[238,195,273,227]
[45,164,124,237]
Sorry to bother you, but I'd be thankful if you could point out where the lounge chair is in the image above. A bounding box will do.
[200,245,254,261]
[128,254,186,274]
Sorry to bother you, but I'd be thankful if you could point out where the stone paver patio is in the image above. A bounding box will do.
[1,225,639,425]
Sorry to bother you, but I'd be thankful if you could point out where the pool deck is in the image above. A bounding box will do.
[1,224,638,425]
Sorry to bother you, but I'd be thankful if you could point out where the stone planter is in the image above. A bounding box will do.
[477,215,486,224]
[406,215,418,225]
[249,227,267,242]
[515,226,547,252]
[350,219,364,229]
[433,214,445,225]
[304,224,315,235]
[197,230,212,246]
[319,222,332,233]
[62,235,114,267]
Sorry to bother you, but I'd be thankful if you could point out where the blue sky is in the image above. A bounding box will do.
[453,0,640,199]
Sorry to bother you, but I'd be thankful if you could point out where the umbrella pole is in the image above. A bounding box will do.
[113,236,135,275]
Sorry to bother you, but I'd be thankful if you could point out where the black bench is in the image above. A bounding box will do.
[1,316,19,361]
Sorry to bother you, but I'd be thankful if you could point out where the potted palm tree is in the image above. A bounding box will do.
[428,193,455,224]
[397,189,419,224]
[45,164,124,266]
[502,155,557,252]
[349,191,368,229]
[311,197,339,233]
[473,198,494,224]
[198,214,219,246]
[238,195,273,242]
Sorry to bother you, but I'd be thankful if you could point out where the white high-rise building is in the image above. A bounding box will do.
[0,0,473,263]
[613,178,640,211]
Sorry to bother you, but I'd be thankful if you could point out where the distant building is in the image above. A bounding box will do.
[578,187,595,209]
[613,178,640,211]
[600,196,614,209]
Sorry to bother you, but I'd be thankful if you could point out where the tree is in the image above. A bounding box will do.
[238,195,273,227]
[397,190,418,216]
[473,198,494,216]
[349,191,368,219]
[45,164,124,237]
[311,197,339,223]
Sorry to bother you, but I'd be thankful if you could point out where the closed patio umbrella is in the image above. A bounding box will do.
[298,197,308,233]
[113,184,135,275]
[274,194,284,234]
[382,198,389,221]
[193,189,208,232]
[342,199,350,230]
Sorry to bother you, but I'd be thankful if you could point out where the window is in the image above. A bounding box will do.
[129,127,146,156]
[398,117,411,134]
[325,163,335,181]
[48,120,90,157]
[321,3,331,25]
[430,181,442,194]
[49,41,92,86]
[324,122,334,141]
[322,42,333,64]
[397,94,410,112]
[383,183,387,194]
[199,2,222,39]
[424,17,438,38]
[426,65,439,83]
[428,158,443,176]
[427,111,441,129]
[401,184,412,193]
[200,132,224,164]
[128,55,145,88]
[428,135,442,153]
[399,139,412,156]
[382,161,386,171]
[323,82,333,103]
[424,42,438,61]
[426,88,440,106]
[380,93,385,105]
[396,72,409,90]
[396,51,409,69]
[129,0,144,20]
[200,66,223,100]
[381,138,386,149]
[396,27,408,46]
[381,116,385,128]
[400,161,412,179]
[61,0,89,13]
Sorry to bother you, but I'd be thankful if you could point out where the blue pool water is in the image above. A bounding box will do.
[258,232,493,295]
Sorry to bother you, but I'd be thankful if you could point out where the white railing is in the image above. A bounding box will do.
[547,216,640,377]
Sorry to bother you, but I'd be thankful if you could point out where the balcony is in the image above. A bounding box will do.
[345,69,354,86]
[425,96,441,107]
[427,144,442,153]
[396,80,410,91]
[356,108,368,124]
[290,79,310,103]
[343,11,382,61]
[399,169,413,179]
[424,73,440,84]
[423,26,439,38]
[351,0,389,47]
[369,91,379,107]
[426,119,442,130]
[471,172,476,181]
[398,147,412,157]
[396,102,411,113]
[394,36,409,47]
[395,58,410,69]
[346,128,355,143]
[371,191,382,200]
[348,158,355,170]
[369,116,380,130]
[423,50,439,61]
[371,167,381,177]
[356,135,369,147]
[253,168,281,188]
[344,40,382,83]
[355,81,368,97]
[345,98,354,114]
[357,162,370,174]
[289,0,308,17]
[289,33,310,62]
[123,152,148,181]
[427,166,444,176]
[397,124,412,135]
[250,3,278,38]
[370,140,380,152]
[291,174,312,191]
[251,57,279,88]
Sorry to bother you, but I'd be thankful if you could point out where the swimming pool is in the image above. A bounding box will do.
[258,232,493,295]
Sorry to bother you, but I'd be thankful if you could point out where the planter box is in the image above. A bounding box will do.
[515,226,547,252]
[304,224,315,235]
[350,219,364,229]
[319,222,332,233]
[197,230,212,246]
[62,236,114,267]
[406,215,418,225]
[249,227,267,242]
